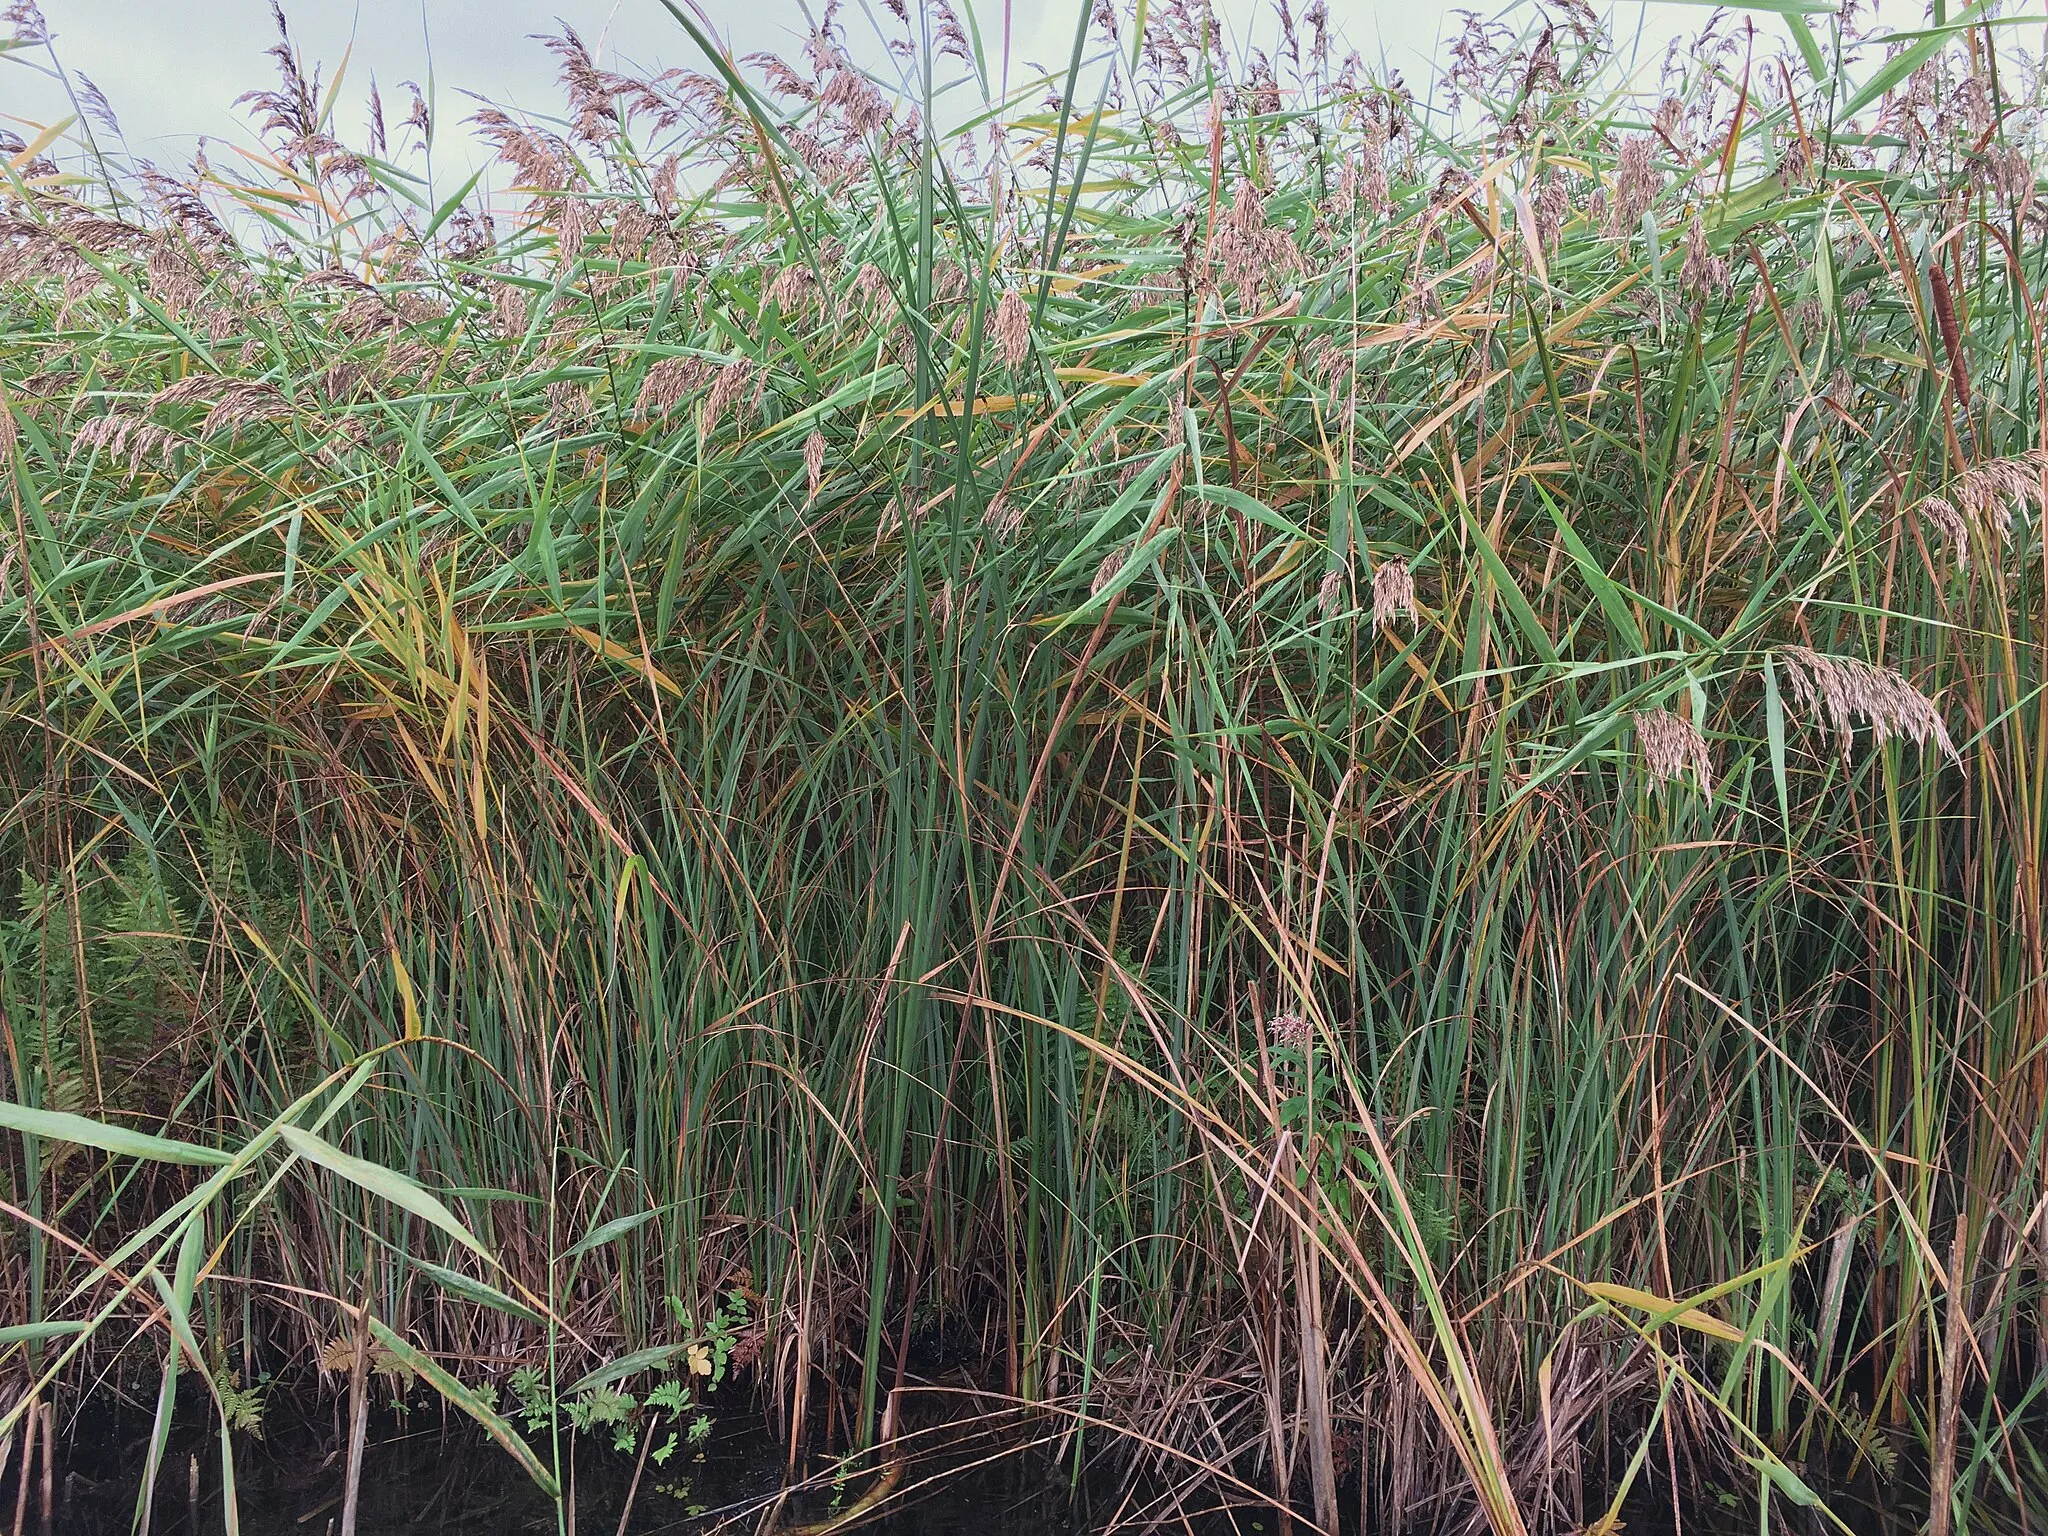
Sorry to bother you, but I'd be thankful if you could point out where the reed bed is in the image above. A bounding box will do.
[3,0,2048,1528]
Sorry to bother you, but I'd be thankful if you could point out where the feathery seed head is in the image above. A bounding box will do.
[766,262,815,319]
[1778,645,1958,764]
[490,280,529,340]
[993,288,1031,369]
[545,378,592,431]
[704,357,758,434]
[1217,180,1302,300]
[1919,495,1968,567]
[1267,1013,1312,1048]
[1634,708,1714,800]
[637,355,711,420]
[803,428,827,499]
[1533,171,1569,250]
[1372,559,1416,630]
[984,496,1024,543]
[1607,134,1660,236]
[71,410,176,474]
[1921,453,2048,570]
[1679,219,1730,300]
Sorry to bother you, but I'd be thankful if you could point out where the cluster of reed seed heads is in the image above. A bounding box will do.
[1267,1012,1313,1049]
[1531,171,1570,251]
[984,496,1024,543]
[1918,492,1970,564]
[1605,134,1661,237]
[1633,708,1714,800]
[993,289,1031,370]
[635,355,711,421]
[1918,451,2048,570]
[1778,645,1958,765]
[1335,113,1394,219]
[803,429,828,501]
[1679,219,1731,300]
[1216,181,1303,301]
[1372,559,1416,631]
[704,358,758,435]
[151,375,291,438]
[1317,568,1346,619]
[1092,547,1129,597]
[764,263,816,321]
[69,411,178,474]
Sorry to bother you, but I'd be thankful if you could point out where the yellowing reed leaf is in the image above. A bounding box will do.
[891,395,1021,420]
[8,117,74,170]
[1584,1282,1745,1343]
[568,623,683,697]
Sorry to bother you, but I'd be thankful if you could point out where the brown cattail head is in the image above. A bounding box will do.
[1928,260,1970,411]
[803,428,827,500]
[993,288,1031,370]
[1778,645,1959,765]
[1633,708,1714,800]
[1372,558,1416,630]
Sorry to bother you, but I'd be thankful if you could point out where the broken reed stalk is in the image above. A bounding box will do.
[337,1304,370,1536]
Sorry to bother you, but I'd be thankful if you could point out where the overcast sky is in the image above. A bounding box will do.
[0,0,1952,185]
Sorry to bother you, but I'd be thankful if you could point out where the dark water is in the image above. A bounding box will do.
[13,1390,1958,1536]
[25,1400,1086,1536]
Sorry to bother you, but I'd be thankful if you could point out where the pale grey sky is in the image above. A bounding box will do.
[0,0,1945,185]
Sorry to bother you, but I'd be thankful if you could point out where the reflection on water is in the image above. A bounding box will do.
[37,1399,1086,1536]
[18,1389,1955,1536]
